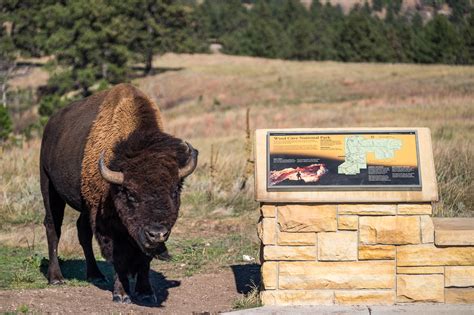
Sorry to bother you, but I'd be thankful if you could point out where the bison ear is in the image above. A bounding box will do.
[178,141,198,178]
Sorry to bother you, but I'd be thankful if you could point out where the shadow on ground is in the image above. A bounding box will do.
[129,66,184,79]
[39,258,180,307]
[230,264,261,294]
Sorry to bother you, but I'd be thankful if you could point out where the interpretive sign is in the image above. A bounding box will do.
[267,131,421,191]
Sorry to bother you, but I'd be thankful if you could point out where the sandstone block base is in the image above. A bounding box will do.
[334,290,395,305]
[318,232,358,261]
[258,203,474,306]
[261,290,333,306]
[445,289,474,304]
[396,274,444,303]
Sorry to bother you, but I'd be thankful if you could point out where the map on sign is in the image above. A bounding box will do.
[338,136,402,175]
[267,131,421,191]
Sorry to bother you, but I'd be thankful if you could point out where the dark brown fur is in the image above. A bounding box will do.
[40,84,196,304]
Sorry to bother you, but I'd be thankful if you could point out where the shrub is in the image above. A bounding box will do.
[0,105,12,142]
[38,94,65,125]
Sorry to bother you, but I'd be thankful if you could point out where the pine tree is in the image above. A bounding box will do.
[337,9,393,62]
[372,0,385,12]
[271,0,312,60]
[308,1,343,60]
[223,0,289,59]
[125,0,205,75]
[43,0,131,97]
[0,10,17,108]
[198,0,249,41]
[0,105,12,141]
[462,11,474,64]
[417,14,463,64]
[1,0,53,57]
[446,0,471,24]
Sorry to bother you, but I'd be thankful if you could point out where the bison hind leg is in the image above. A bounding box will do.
[41,171,65,285]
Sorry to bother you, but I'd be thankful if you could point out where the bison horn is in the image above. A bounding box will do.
[179,142,198,178]
[99,152,124,185]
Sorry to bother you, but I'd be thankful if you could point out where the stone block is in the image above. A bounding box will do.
[420,215,434,243]
[359,245,395,260]
[339,204,396,216]
[433,218,474,246]
[279,261,395,290]
[397,204,432,215]
[360,216,420,245]
[278,205,337,232]
[261,262,278,289]
[445,266,474,288]
[264,246,316,261]
[261,205,276,218]
[318,232,358,261]
[257,217,276,245]
[435,230,474,246]
[334,290,395,305]
[278,231,316,246]
[445,288,474,304]
[397,244,474,266]
[397,267,444,274]
[338,215,358,230]
[396,274,444,303]
[261,290,334,306]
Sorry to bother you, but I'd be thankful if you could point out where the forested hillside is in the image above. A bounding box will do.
[1,1,472,119]
[199,0,473,63]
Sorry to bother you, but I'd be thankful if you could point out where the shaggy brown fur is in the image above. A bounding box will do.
[40,83,196,305]
[81,83,164,218]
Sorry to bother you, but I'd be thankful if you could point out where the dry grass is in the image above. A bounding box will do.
[141,53,473,217]
[0,54,472,258]
[0,139,43,227]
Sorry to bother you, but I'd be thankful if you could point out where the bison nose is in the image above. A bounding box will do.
[144,225,168,243]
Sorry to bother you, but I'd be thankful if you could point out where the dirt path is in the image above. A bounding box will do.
[0,267,259,314]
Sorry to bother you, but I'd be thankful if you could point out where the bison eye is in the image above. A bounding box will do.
[171,186,179,200]
[126,193,138,203]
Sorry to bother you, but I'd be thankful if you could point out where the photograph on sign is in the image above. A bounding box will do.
[267,131,421,191]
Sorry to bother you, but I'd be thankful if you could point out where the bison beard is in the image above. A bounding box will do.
[39,84,197,304]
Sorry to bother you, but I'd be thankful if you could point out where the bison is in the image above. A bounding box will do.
[40,84,198,303]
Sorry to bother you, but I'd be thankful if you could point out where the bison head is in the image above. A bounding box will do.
[98,136,198,256]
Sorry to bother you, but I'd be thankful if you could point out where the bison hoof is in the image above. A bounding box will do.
[113,294,132,304]
[157,251,172,261]
[136,293,157,304]
[112,295,132,304]
[48,279,65,285]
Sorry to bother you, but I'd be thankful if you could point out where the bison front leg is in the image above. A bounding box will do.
[76,212,105,283]
[112,272,131,304]
[135,259,156,304]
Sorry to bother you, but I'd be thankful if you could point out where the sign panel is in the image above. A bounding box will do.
[267,131,421,191]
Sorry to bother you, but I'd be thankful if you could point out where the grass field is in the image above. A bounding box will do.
[0,54,473,296]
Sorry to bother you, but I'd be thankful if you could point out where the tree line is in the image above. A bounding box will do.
[0,0,473,140]
[200,0,473,64]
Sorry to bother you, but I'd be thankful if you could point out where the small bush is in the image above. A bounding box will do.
[0,105,12,141]
[12,254,43,284]
[232,282,262,310]
[38,94,65,124]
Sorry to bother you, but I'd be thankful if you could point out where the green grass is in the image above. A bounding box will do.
[153,233,260,277]
[0,229,259,289]
[0,247,48,289]
[0,246,100,290]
